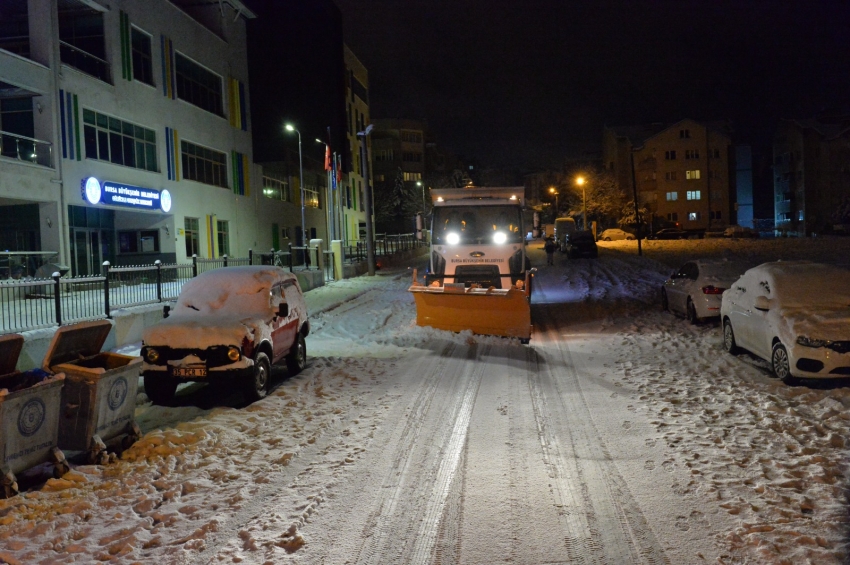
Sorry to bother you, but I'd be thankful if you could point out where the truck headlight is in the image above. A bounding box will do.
[145,348,160,363]
[493,231,507,244]
[446,232,460,245]
[227,346,241,361]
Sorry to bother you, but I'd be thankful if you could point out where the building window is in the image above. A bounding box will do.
[181,140,227,187]
[685,149,699,159]
[710,210,722,220]
[375,149,394,162]
[185,217,200,257]
[687,190,701,200]
[666,191,678,201]
[403,171,422,182]
[402,151,422,162]
[686,170,701,180]
[281,226,290,239]
[131,27,153,86]
[83,109,158,172]
[665,171,677,181]
[175,53,223,116]
[688,212,701,221]
[679,129,690,138]
[216,220,229,256]
[665,150,677,160]
[304,184,320,208]
[58,6,109,82]
[401,130,422,143]
[262,174,290,201]
[375,174,385,182]
[798,210,804,221]
[667,212,678,222]
[118,229,159,253]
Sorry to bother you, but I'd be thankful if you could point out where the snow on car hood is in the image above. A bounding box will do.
[776,304,850,342]
[142,312,273,350]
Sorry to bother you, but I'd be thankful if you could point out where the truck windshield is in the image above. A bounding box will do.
[432,205,523,244]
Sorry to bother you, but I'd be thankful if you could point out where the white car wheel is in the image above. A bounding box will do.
[771,342,793,382]
[723,319,739,354]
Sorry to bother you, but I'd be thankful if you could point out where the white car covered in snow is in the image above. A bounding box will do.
[661,259,750,323]
[721,261,850,381]
[141,266,309,405]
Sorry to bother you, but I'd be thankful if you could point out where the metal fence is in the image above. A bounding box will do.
[0,238,419,334]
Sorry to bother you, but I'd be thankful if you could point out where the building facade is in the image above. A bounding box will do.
[603,119,734,235]
[343,44,370,242]
[0,0,272,278]
[773,116,850,236]
[370,118,427,234]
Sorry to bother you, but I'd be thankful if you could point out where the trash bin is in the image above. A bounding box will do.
[42,320,143,464]
[0,333,68,498]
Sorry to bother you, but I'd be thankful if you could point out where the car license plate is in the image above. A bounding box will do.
[172,367,207,378]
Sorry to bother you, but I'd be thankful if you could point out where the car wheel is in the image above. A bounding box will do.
[771,342,793,381]
[661,289,669,312]
[286,333,307,376]
[686,298,699,324]
[723,319,740,354]
[603,237,611,241]
[144,374,177,406]
[244,352,270,402]
[626,236,635,240]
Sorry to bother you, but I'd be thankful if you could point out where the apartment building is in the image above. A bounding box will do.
[0,0,273,278]
[603,119,734,234]
[343,44,370,242]
[773,115,850,236]
[370,118,427,233]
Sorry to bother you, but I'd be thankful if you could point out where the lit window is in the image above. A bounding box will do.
[798,210,804,221]
[403,171,422,182]
[666,191,678,201]
[303,184,320,208]
[185,217,200,257]
[262,174,290,201]
[688,212,700,221]
[687,190,701,200]
[686,170,700,180]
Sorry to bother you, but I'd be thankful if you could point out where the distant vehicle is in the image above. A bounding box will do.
[649,228,688,240]
[564,230,598,258]
[597,228,634,241]
[721,261,850,381]
[661,260,750,323]
[554,217,577,251]
[723,225,759,238]
[141,266,310,405]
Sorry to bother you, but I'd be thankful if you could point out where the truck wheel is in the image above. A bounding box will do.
[144,374,177,406]
[244,352,270,402]
[286,334,307,376]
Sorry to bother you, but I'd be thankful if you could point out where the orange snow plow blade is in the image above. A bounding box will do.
[408,269,534,342]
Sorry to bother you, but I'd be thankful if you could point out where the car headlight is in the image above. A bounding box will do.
[446,232,460,245]
[227,346,241,361]
[145,348,160,363]
[797,336,828,348]
[493,231,507,244]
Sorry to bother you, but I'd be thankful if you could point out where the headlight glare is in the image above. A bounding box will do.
[145,348,159,363]
[493,231,507,244]
[446,232,460,245]
[227,346,241,361]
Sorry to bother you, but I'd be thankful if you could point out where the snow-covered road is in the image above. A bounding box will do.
[1,237,849,564]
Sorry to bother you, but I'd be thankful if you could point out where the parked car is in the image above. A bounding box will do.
[648,228,688,240]
[720,261,850,381]
[723,225,759,238]
[597,228,635,241]
[661,260,750,323]
[564,230,598,258]
[141,266,310,405]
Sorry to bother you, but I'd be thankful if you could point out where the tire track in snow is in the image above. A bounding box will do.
[528,312,671,565]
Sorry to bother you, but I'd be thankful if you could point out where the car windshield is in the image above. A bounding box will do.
[767,265,850,307]
[432,204,523,244]
[173,268,275,316]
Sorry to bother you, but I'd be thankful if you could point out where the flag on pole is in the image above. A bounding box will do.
[324,145,331,171]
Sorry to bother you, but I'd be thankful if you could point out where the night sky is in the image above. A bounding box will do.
[334,1,850,169]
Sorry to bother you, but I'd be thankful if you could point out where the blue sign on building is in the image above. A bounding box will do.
[81,177,172,213]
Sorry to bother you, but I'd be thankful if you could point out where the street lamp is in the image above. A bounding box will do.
[549,186,558,218]
[285,124,306,247]
[416,180,425,211]
[576,176,587,230]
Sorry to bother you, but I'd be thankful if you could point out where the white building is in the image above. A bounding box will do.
[0,0,282,277]
[343,44,370,242]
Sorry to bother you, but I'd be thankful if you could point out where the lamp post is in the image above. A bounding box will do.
[357,124,375,275]
[576,176,587,230]
[549,186,558,219]
[285,124,306,248]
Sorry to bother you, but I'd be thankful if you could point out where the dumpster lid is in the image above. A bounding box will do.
[42,320,113,370]
[0,333,24,375]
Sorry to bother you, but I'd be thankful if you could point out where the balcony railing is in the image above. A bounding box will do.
[0,131,52,167]
[59,40,110,83]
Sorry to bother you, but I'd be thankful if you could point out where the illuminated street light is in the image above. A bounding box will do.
[549,186,558,217]
[285,123,306,247]
[576,176,587,230]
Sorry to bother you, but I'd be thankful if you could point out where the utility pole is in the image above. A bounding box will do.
[630,149,643,257]
[357,124,375,275]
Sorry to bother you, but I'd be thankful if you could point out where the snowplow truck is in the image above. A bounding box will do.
[409,187,535,342]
